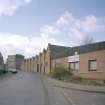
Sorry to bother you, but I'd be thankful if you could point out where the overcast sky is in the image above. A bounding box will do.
[0,0,105,61]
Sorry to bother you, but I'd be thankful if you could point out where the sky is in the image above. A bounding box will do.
[0,0,105,61]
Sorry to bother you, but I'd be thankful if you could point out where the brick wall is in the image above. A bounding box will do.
[73,50,105,80]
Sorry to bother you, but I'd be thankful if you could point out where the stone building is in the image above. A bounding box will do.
[0,52,4,70]
[7,54,24,70]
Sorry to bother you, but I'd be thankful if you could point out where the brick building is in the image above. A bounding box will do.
[23,43,70,74]
[23,41,105,81]
[52,41,105,81]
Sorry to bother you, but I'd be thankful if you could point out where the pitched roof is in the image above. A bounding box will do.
[48,44,70,59]
[50,41,105,59]
[68,41,105,56]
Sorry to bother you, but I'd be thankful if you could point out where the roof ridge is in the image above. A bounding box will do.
[49,44,71,48]
[70,41,105,49]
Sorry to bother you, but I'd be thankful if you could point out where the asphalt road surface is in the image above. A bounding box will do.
[0,71,105,105]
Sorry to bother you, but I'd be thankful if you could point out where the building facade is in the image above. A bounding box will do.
[0,52,4,70]
[52,41,105,81]
[23,41,105,81]
[7,54,24,70]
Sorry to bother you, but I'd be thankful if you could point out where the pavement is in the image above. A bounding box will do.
[47,77,105,93]
[0,71,105,105]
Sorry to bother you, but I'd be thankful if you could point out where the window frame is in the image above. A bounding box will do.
[69,61,80,71]
[88,60,97,71]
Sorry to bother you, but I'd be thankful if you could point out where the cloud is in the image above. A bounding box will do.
[41,11,105,45]
[76,15,97,32]
[0,0,31,16]
[56,11,74,26]
[0,33,63,61]
[40,25,60,36]
[0,11,105,61]
[75,15,105,32]
[69,28,93,44]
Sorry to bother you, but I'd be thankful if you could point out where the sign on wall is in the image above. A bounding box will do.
[68,55,80,62]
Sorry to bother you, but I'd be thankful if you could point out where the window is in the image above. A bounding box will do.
[70,62,79,70]
[75,62,79,70]
[70,63,75,70]
[89,60,97,71]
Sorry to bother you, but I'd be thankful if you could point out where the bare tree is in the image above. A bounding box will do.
[82,35,93,45]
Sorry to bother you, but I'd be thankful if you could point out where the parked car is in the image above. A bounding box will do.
[8,69,18,74]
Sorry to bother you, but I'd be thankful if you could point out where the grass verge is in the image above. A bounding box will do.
[50,66,105,86]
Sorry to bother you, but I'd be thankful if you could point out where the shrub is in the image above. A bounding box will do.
[68,76,82,83]
[50,66,73,80]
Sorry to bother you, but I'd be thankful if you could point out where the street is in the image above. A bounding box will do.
[0,71,105,105]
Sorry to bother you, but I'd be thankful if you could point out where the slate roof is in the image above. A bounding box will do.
[15,54,24,58]
[67,41,105,56]
[48,44,70,59]
[49,41,105,59]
